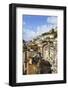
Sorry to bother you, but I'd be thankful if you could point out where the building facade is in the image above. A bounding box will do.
[23,28,57,74]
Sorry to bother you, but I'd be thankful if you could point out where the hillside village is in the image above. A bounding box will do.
[23,28,57,75]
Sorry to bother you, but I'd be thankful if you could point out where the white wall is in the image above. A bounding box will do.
[0,0,68,89]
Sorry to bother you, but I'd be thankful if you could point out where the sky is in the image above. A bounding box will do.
[23,15,57,41]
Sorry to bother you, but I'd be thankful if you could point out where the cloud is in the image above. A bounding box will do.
[23,22,26,26]
[47,16,57,25]
[23,29,36,41]
[23,24,56,41]
[36,24,52,36]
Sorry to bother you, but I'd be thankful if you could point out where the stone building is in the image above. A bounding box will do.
[23,28,57,74]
